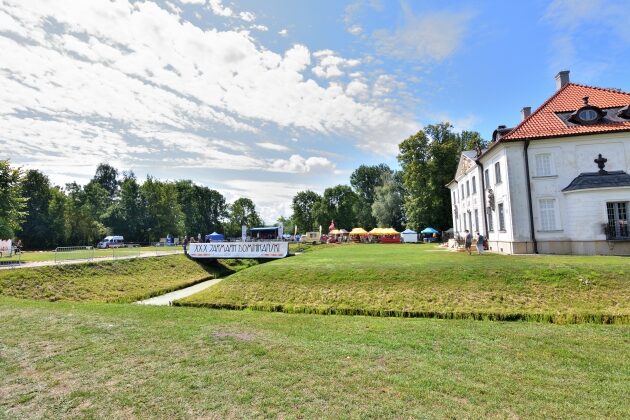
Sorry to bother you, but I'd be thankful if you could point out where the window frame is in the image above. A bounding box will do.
[487,207,494,232]
[498,202,506,232]
[494,162,502,184]
[606,202,629,239]
[538,198,559,231]
[534,153,555,178]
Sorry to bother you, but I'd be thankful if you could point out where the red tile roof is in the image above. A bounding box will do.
[501,83,630,141]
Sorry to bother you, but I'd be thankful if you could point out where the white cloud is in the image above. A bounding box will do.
[348,25,362,35]
[208,0,233,17]
[311,49,361,79]
[278,29,288,37]
[269,155,334,173]
[239,11,256,22]
[543,0,630,80]
[0,0,421,219]
[250,24,268,32]
[373,7,473,61]
[346,80,368,97]
[221,179,320,222]
[257,142,289,152]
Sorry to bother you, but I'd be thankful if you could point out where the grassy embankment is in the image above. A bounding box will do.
[1,297,629,418]
[0,254,254,303]
[178,244,630,323]
[4,245,182,263]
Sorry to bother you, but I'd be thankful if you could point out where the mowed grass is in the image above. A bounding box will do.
[179,244,630,323]
[9,246,182,263]
[0,255,241,303]
[1,297,628,418]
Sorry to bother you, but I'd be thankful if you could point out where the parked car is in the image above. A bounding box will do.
[97,235,125,249]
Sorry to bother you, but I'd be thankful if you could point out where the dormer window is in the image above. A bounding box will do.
[569,96,604,125]
[618,105,630,120]
[578,108,598,122]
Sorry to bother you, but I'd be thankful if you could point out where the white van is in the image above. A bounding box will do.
[300,232,321,244]
[97,235,125,249]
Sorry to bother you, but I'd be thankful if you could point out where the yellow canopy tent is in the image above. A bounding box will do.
[349,227,368,236]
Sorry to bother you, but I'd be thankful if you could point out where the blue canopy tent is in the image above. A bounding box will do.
[420,227,439,234]
[205,232,225,241]
[420,227,440,243]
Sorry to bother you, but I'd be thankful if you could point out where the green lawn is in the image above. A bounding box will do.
[0,254,237,303]
[178,244,630,323]
[6,245,183,263]
[1,297,628,418]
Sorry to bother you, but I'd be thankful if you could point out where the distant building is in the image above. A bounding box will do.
[448,71,630,255]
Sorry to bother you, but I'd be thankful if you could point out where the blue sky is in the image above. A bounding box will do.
[2,0,630,222]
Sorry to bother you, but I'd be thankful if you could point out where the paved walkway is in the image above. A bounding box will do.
[136,278,224,306]
[0,250,183,270]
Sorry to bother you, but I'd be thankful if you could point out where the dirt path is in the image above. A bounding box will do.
[0,250,183,270]
[136,278,223,306]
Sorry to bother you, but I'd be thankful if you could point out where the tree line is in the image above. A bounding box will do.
[1,122,485,249]
[286,123,486,233]
[0,161,262,249]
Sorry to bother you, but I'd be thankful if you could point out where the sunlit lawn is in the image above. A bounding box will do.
[179,244,630,323]
[1,297,629,418]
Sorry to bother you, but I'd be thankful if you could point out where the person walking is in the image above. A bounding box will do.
[182,236,189,255]
[464,230,472,255]
[476,232,484,255]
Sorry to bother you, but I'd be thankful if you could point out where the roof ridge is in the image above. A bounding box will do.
[567,82,630,96]
[501,82,572,140]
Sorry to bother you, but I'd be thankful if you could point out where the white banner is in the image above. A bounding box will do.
[188,241,289,259]
[241,225,247,241]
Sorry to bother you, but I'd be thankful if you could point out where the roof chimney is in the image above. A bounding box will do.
[555,70,570,90]
[521,106,531,121]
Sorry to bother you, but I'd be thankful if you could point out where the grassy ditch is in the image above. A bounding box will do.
[1,297,628,418]
[0,255,249,303]
[177,244,630,324]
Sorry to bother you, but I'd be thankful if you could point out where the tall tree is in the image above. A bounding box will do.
[175,180,228,237]
[140,177,185,241]
[398,123,482,231]
[64,182,107,245]
[371,171,405,231]
[226,198,262,237]
[0,160,27,239]
[291,190,321,233]
[93,163,119,198]
[315,185,358,230]
[19,170,53,249]
[350,164,392,229]
[105,171,146,242]
[48,186,69,247]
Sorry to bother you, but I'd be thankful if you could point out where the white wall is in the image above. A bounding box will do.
[528,132,630,242]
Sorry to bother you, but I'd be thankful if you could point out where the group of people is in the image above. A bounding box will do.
[464,230,485,255]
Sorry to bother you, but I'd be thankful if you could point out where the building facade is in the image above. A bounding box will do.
[448,71,630,255]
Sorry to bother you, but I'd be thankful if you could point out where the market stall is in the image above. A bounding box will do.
[349,227,368,243]
[420,227,440,242]
[401,229,418,243]
[380,227,400,243]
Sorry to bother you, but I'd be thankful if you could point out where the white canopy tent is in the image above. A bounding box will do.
[401,229,418,243]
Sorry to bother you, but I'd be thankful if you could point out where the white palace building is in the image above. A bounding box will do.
[448,71,630,255]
